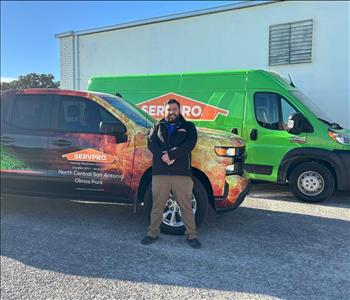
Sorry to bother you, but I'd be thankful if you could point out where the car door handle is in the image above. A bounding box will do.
[250,129,258,141]
[231,127,239,135]
[0,136,15,145]
[51,139,72,147]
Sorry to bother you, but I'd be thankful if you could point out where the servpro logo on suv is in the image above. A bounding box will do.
[137,93,229,121]
[62,149,117,163]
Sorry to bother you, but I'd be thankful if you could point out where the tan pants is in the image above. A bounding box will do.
[147,175,197,239]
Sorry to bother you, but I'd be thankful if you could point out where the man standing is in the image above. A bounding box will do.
[141,99,201,249]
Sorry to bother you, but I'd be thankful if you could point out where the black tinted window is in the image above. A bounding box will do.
[11,94,50,129]
[100,107,118,123]
[57,95,125,133]
[98,94,154,128]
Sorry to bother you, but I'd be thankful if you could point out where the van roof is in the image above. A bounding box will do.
[89,69,266,80]
[88,69,295,93]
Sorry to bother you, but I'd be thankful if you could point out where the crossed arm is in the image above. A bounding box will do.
[147,125,173,165]
[148,123,198,165]
[167,123,198,161]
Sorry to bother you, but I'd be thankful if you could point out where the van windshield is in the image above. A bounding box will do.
[96,93,155,128]
[291,90,336,125]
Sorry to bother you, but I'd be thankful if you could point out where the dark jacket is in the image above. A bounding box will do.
[148,115,198,176]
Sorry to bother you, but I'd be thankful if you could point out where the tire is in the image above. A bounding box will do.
[143,177,208,235]
[289,162,335,203]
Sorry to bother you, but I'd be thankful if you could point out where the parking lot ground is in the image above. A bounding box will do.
[1,183,349,300]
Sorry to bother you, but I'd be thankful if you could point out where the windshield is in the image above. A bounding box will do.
[291,90,335,124]
[97,93,155,128]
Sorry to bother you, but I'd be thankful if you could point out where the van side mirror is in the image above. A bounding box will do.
[287,112,305,135]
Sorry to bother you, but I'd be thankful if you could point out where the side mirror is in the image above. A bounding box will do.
[99,121,126,135]
[287,112,305,135]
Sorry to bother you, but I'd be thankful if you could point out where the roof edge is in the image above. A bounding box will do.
[89,69,269,80]
[54,31,74,38]
[55,0,277,38]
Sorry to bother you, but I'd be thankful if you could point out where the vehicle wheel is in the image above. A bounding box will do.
[144,177,208,235]
[289,162,335,203]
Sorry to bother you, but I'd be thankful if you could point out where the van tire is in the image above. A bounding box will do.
[289,162,335,203]
[144,177,208,235]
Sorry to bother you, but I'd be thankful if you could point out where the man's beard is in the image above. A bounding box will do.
[165,114,179,123]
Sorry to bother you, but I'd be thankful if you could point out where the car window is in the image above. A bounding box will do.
[254,93,280,130]
[254,92,297,131]
[10,94,50,130]
[100,107,118,123]
[56,95,125,133]
[281,98,297,129]
[97,93,155,128]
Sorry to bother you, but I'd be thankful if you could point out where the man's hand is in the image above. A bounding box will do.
[162,152,176,165]
[167,159,176,165]
[161,152,170,164]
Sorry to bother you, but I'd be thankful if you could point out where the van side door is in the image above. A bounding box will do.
[47,94,134,201]
[244,91,308,181]
[1,92,50,194]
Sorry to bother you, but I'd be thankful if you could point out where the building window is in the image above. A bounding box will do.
[269,19,313,66]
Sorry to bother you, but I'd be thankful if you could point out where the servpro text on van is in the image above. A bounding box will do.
[87,70,350,203]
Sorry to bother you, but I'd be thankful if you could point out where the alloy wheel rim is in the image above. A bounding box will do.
[162,193,197,227]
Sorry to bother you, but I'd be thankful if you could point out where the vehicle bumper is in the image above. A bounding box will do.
[214,174,249,213]
[334,150,350,190]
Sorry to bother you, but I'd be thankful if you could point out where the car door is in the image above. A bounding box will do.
[1,92,50,194]
[47,93,134,201]
[244,91,308,181]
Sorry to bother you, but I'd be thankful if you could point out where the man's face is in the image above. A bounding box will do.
[164,103,180,123]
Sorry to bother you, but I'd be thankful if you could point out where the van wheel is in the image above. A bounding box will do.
[289,162,335,203]
[144,177,208,235]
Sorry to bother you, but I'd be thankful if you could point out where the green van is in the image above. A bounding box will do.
[87,70,350,203]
